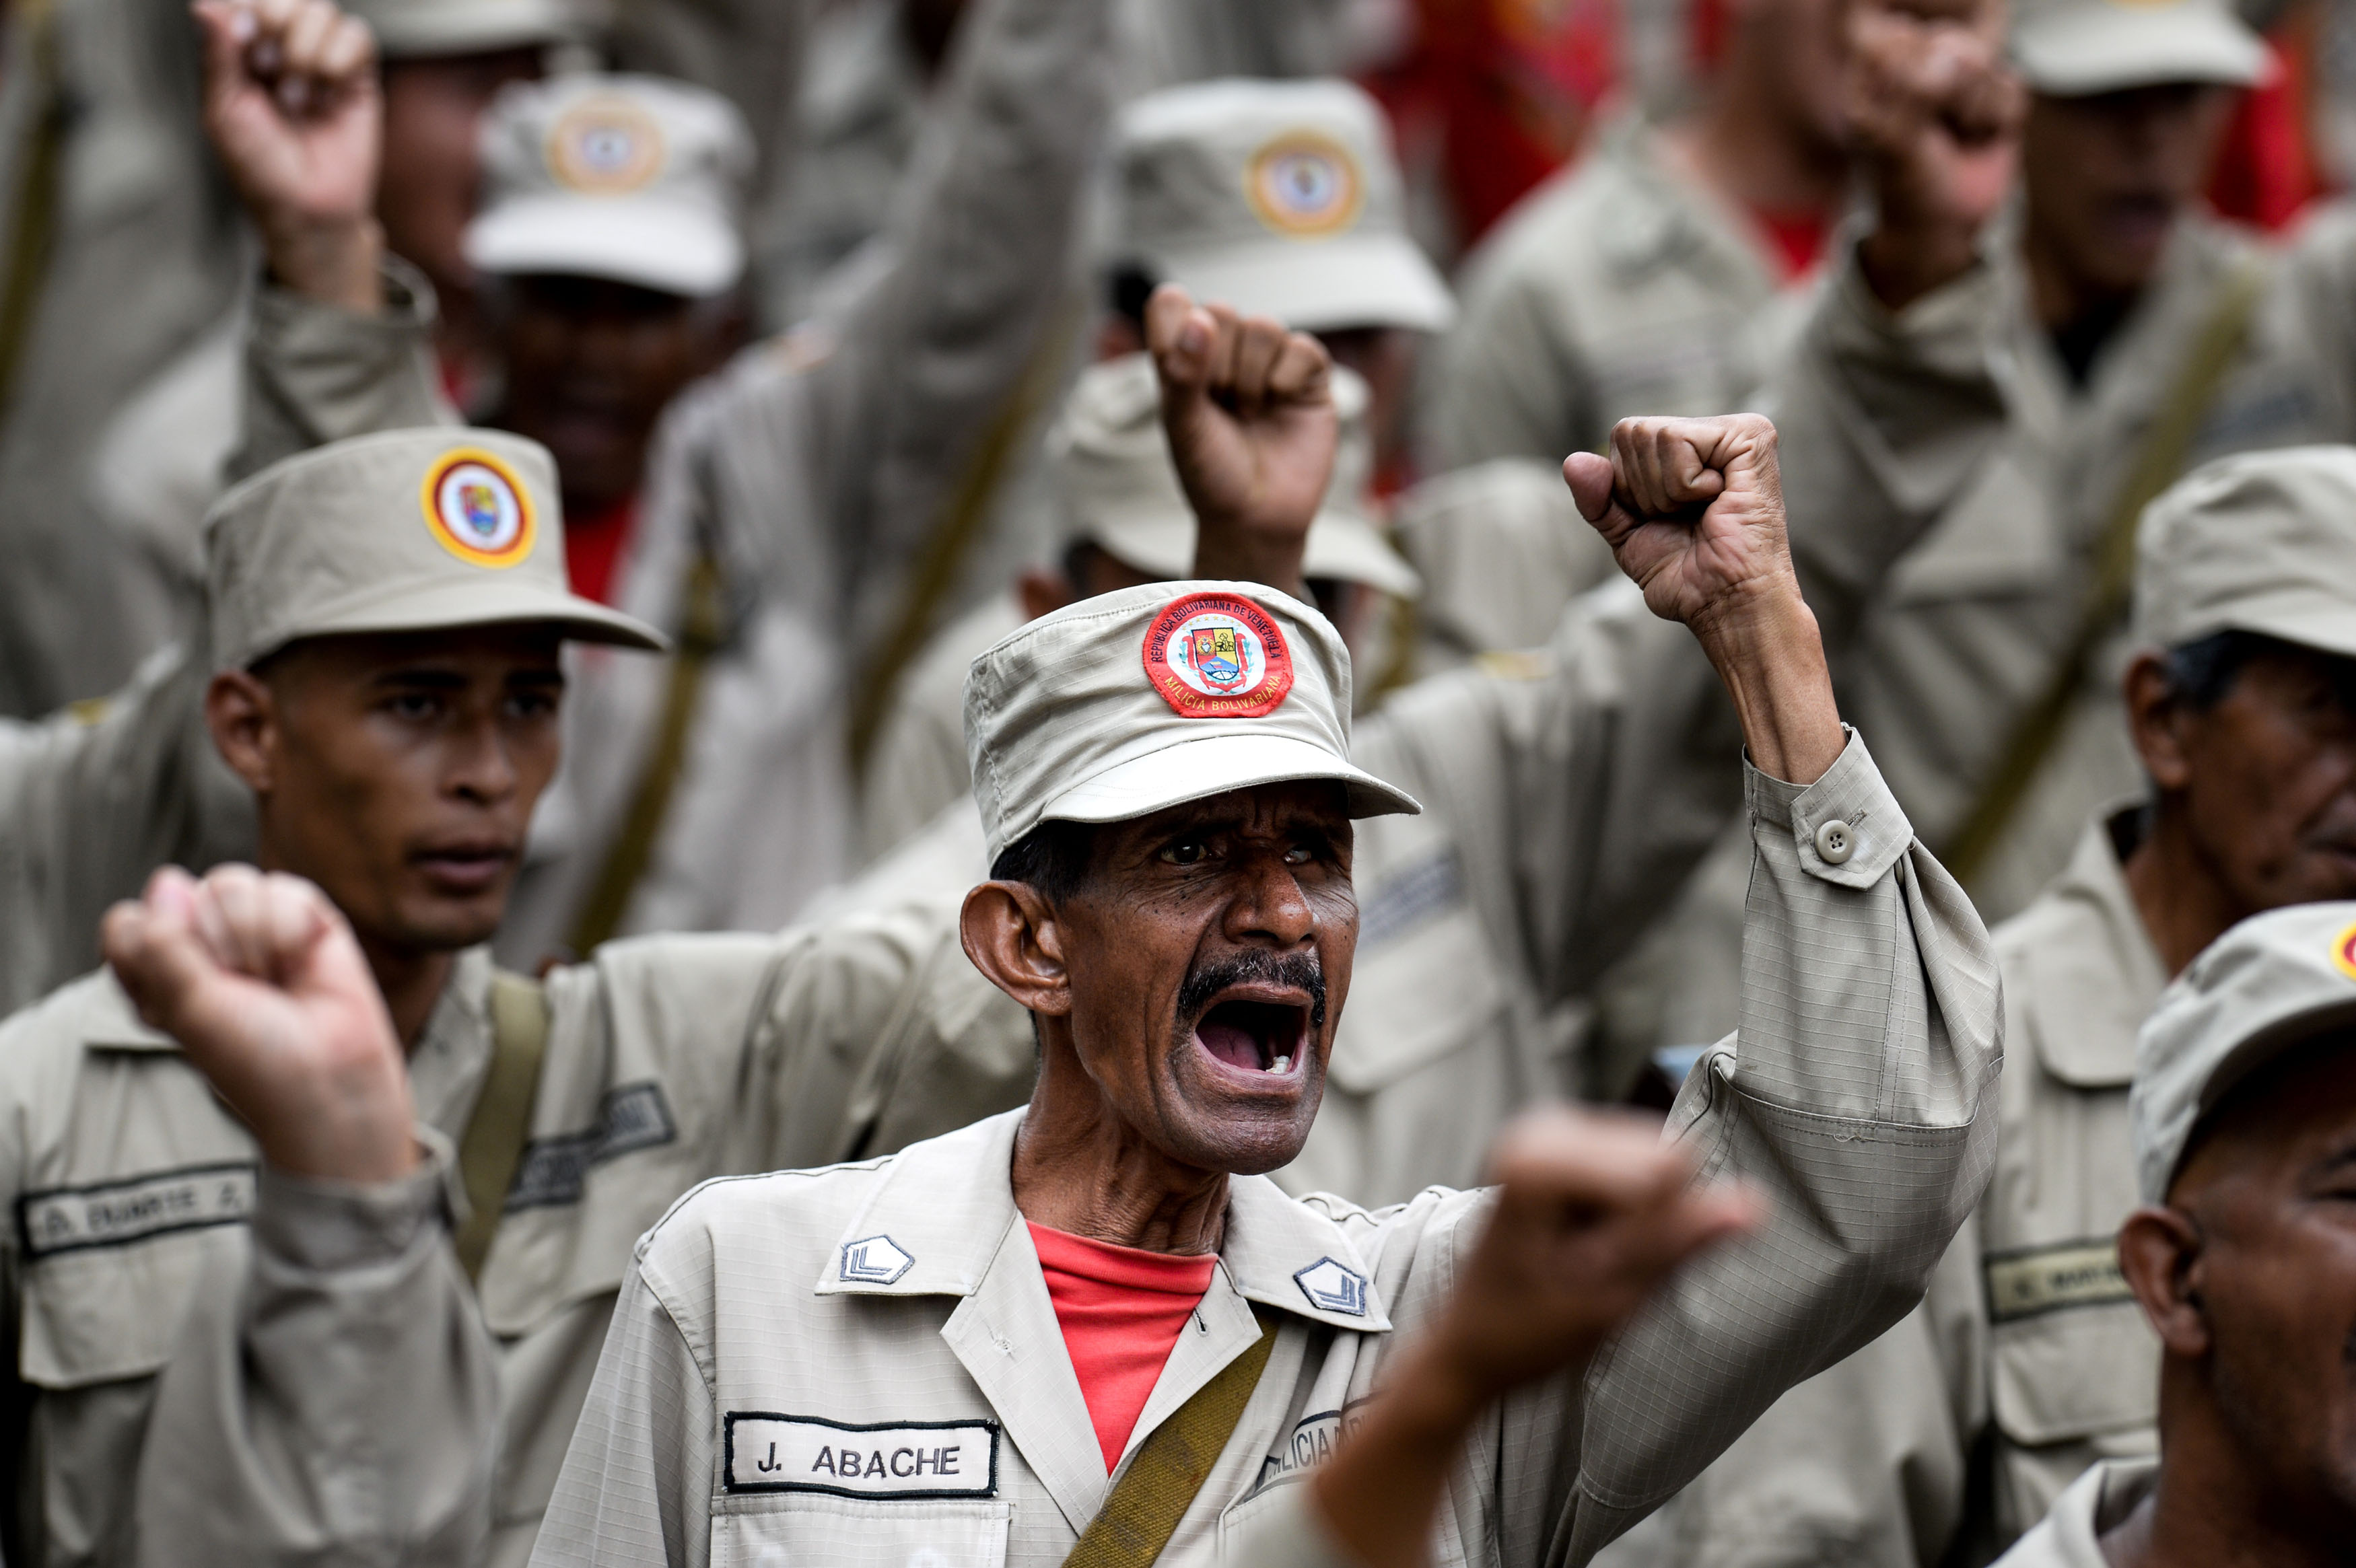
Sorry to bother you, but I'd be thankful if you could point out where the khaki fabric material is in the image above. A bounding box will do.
[0,0,243,717]
[1387,458,1620,676]
[457,972,555,1281]
[0,898,1037,1568]
[962,580,1418,863]
[2132,896,2356,1203]
[1766,211,2338,927]
[1986,1460,2159,1568]
[2131,443,2356,657]
[245,0,1113,968]
[205,427,663,672]
[1420,118,1817,474]
[530,739,2001,1567]
[468,73,755,298]
[1590,814,2165,1568]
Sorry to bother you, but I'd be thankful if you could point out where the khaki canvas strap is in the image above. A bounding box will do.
[567,549,727,958]
[849,306,1078,775]
[0,0,64,417]
[1944,258,2268,884]
[1063,1309,1278,1568]
[454,970,552,1282]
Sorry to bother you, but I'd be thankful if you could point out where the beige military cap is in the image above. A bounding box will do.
[343,0,584,59]
[1115,79,1453,335]
[2133,446,2356,660]
[2012,0,2265,95]
[205,428,664,672]
[2133,902,2356,1201]
[1050,355,1420,598]
[466,73,754,297]
[964,581,1419,861]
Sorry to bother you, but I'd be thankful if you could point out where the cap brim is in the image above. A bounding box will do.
[1305,511,1421,598]
[466,196,744,297]
[1039,731,1420,828]
[1151,234,1455,334]
[253,575,668,664]
[2013,10,2267,94]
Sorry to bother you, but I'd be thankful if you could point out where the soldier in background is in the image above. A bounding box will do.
[1419,0,1851,475]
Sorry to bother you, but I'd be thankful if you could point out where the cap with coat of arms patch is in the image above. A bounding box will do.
[2131,902,2356,1203]
[2011,0,2265,96]
[1049,355,1420,598]
[204,428,666,672]
[963,581,1419,863]
[341,0,585,59]
[1113,79,1453,335]
[466,73,753,297]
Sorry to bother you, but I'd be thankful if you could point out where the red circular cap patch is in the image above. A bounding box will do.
[1141,592,1295,719]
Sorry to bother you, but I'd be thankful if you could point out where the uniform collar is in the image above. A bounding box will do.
[2013,810,2168,1088]
[78,970,175,1051]
[815,1108,1392,1332]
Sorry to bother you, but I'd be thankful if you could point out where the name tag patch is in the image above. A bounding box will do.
[18,1163,256,1258]
[723,1414,998,1499]
[506,1081,677,1212]
[1985,1240,2135,1324]
[1254,1404,1368,1491]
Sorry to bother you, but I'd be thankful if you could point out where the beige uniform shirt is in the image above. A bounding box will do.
[1420,118,1815,474]
[1985,1460,2156,1568]
[0,900,1035,1568]
[1770,215,2334,925]
[530,734,2001,1567]
[0,0,243,717]
[1589,813,2161,1567]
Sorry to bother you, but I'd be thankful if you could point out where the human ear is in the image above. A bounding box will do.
[204,670,280,795]
[1016,567,1075,624]
[960,881,1071,1018]
[2116,1205,2211,1356]
[2124,653,2194,792]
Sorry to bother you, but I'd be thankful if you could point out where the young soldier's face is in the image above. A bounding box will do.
[207,625,566,956]
[2163,1043,2356,1530]
[1053,781,1356,1176]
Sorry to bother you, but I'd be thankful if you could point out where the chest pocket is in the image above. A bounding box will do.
[712,1495,1011,1568]
[1987,1290,2157,1449]
[1885,452,2061,606]
[17,1178,251,1389]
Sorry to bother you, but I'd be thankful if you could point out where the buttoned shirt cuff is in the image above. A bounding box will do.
[252,252,440,344]
[1745,725,1913,890]
[250,1125,458,1273]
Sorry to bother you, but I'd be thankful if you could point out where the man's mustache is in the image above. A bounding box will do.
[1176,950,1327,1034]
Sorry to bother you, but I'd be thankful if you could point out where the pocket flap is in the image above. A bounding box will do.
[18,1217,245,1389]
[1987,1292,2157,1446]
[1887,456,2060,603]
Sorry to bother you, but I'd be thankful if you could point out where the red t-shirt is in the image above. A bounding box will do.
[1749,205,1834,285]
[564,493,639,607]
[1028,1222,1218,1472]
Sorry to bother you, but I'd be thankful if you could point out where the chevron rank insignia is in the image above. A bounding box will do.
[839,1235,915,1286]
[1293,1256,1368,1316]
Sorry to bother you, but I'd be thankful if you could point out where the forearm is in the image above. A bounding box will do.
[135,1157,497,1566]
[1688,583,1843,787]
[257,209,383,318]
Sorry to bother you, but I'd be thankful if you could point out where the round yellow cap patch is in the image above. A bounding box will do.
[547,98,665,194]
[421,448,536,569]
[1245,133,1363,239]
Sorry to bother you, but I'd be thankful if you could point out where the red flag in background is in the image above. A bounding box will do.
[1362,0,1621,249]
[2208,13,2329,232]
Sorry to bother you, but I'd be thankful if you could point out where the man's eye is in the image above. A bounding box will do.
[509,690,559,719]
[386,693,442,721]
[1284,845,1314,866]
[1160,839,1209,866]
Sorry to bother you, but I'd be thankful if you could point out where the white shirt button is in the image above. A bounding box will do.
[1814,818,1855,865]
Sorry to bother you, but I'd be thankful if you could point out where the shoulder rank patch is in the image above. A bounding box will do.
[1984,1240,2135,1324]
[1293,1256,1368,1316]
[724,1414,998,1497]
[839,1234,915,1286]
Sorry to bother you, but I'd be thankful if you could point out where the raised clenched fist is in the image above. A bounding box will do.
[193,0,385,313]
[103,864,419,1183]
[1146,283,1337,598]
[1848,0,2024,308]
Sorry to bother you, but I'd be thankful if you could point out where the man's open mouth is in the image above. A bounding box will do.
[1195,999,1309,1076]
